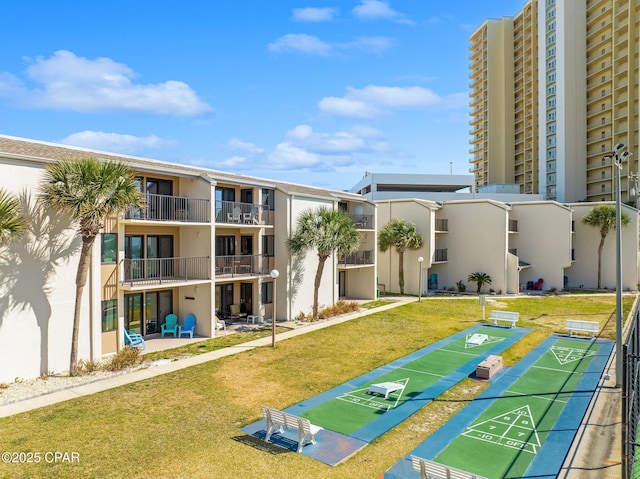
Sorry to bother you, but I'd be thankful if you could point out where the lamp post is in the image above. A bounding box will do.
[270,269,279,347]
[418,257,424,302]
[610,143,631,388]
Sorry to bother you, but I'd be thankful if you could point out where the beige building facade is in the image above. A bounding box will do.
[470,0,640,205]
[376,198,637,297]
[0,135,376,383]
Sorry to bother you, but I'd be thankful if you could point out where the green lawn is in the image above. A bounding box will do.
[0,294,634,479]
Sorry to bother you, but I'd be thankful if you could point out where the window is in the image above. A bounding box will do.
[216,235,235,256]
[262,235,274,256]
[261,188,275,211]
[101,299,117,332]
[261,281,274,304]
[101,233,117,264]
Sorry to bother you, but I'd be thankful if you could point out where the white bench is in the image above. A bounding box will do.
[412,455,488,479]
[566,319,599,338]
[261,406,323,453]
[488,310,519,328]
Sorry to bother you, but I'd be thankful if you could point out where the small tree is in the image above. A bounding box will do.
[378,219,423,295]
[468,272,492,293]
[0,189,27,247]
[582,204,630,289]
[40,158,143,373]
[287,206,360,319]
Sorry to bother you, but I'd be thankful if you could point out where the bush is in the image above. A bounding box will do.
[76,359,101,375]
[106,346,143,372]
[315,300,361,320]
[456,280,466,292]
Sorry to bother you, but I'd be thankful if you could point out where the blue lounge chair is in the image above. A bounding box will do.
[161,314,179,338]
[124,329,145,349]
[178,314,197,338]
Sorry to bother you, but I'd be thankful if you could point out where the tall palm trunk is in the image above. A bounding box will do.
[398,251,405,294]
[313,255,328,318]
[70,236,95,373]
[597,233,606,289]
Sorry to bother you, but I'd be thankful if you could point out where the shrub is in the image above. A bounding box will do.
[317,300,360,320]
[456,280,466,292]
[106,346,143,372]
[76,359,101,375]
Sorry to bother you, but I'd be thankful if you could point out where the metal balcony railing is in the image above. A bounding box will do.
[338,250,374,266]
[435,218,449,231]
[121,256,210,286]
[346,213,375,229]
[433,249,448,262]
[214,254,274,278]
[125,194,210,222]
[215,201,273,226]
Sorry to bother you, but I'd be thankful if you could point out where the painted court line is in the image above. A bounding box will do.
[241,324,529,466]
[383,335,614,479]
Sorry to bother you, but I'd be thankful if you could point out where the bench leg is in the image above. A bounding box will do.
[265,422,282,442]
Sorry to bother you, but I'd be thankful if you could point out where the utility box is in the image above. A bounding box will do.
[476,354,503,379]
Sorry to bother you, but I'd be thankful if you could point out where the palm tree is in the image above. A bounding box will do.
[39,158,143,373]
[0,189,28,247]
[468,272,492,293]
[287,206,360,319]
[378,219,423,295]
[582,204,630,289]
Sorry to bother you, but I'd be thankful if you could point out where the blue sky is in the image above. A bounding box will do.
[0,1,524,191]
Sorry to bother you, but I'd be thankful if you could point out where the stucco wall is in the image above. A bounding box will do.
[440,201,509,293]
[510,202,573,290]
[0,158,89,382]
[567,202,639,290]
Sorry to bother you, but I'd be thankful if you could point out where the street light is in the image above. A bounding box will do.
[270,269,279,347]
[418,257,424,302]
[608,142,631,388]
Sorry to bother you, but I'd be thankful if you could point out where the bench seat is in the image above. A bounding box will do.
[261,406,323,453]
[412,455,488,479]
[566,319,599,338]
[488,310,519,328]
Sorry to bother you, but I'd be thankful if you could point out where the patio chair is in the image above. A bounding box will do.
[161,314,179,338]
[178,314,197,338]
[227,206,241,223]
[230,304,247,320]
[124,329,146,350]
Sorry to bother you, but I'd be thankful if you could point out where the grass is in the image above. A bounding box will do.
[0,294,635,479]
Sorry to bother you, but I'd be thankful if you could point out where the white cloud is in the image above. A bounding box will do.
[59,131,176,153]
[319,84,464,118]
[269,34,393,56]
[268,34,332,56]
[292,7,337,22]
[227,138,265,154]
[219,125,394,173]
[0,50,212,115]
[318,96,381,118]
[352,0,415,25]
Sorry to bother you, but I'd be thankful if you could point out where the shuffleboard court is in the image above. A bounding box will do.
[298,326,518,437]
[242,324,529,465]
[384,335,614,479]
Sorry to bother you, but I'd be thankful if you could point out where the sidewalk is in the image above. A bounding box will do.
[0,297,414,418]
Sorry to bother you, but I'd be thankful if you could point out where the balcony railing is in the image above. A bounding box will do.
[121,256,210,286]
[433,249,448,262]
[435,218,449,231]
[346,213,375,229]
[215,201,273,226]
[215,254,274,278]
[509,219,519,232]
[125,194,210,222]
[338,250,374,266]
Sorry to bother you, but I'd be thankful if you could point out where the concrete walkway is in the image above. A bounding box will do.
[0,294,625,478]
[0,297,414,418]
